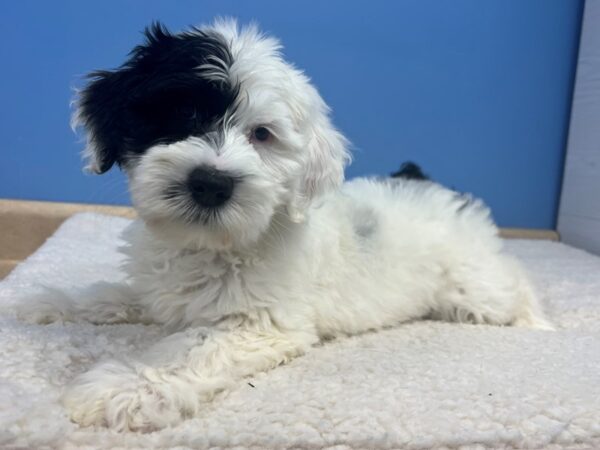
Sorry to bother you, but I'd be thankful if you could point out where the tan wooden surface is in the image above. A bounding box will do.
[0,199,136,278]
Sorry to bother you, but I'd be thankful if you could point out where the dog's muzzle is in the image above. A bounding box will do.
[187,167,234,208]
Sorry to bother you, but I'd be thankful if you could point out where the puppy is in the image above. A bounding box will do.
[19,19,552,432]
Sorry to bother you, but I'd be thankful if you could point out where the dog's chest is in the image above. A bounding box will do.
[128,246,287,327]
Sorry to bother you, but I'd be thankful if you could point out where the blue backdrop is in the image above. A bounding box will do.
[0,0,583,228]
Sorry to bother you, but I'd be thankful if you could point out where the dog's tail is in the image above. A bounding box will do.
[390,161,429,181]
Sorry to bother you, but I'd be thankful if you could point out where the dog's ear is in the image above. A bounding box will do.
[73,69,127,174]
[73,22,175,174]
[303,118,349,201]
[287,88,351,222]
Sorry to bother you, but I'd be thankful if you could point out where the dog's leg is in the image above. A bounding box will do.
[432,255,554,330]
[16,281,144,325]
[62,315,316,431]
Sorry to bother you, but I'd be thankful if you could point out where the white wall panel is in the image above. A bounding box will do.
[558,0,600,254]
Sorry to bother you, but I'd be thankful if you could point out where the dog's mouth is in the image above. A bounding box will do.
[160,186,227,227]
[159,167,243,227]
[130,160,281,251]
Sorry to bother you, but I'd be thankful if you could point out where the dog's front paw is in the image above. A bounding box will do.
[62,361,192,432]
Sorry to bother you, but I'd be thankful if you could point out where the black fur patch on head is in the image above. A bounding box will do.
[391,161,429,181]
[77,22,238,173]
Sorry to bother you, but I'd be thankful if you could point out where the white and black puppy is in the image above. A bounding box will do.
[20,19,552,432]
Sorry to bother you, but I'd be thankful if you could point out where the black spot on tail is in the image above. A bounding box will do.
[391,162,429,181]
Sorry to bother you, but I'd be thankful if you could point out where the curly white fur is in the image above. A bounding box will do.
[17,19,552,432]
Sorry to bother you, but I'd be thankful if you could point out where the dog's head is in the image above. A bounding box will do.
[74,19,350,249]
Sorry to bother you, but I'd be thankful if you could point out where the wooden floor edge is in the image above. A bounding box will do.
[498,228,560,241]
[0,198,137,219]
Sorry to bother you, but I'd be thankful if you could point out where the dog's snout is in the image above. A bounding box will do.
[187,167,234,207]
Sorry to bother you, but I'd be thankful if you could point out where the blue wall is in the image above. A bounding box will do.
[0,0,583,228]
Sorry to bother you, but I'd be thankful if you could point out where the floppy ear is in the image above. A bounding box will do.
[72,22,175,174]
[287,90,351,222]
[72,69,126,174]
[303,119,349,200]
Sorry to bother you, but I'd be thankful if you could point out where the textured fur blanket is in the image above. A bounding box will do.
[0,213,599,449]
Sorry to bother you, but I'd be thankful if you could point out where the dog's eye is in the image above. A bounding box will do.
[174,104,197,120]
[251,127,271,143]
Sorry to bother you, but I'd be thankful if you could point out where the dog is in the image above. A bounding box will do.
[17,19,552,432]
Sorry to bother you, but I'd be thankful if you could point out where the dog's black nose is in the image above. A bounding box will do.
[187,167,234,208]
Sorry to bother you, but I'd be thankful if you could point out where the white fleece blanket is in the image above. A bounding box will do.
[1,213,599,450]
